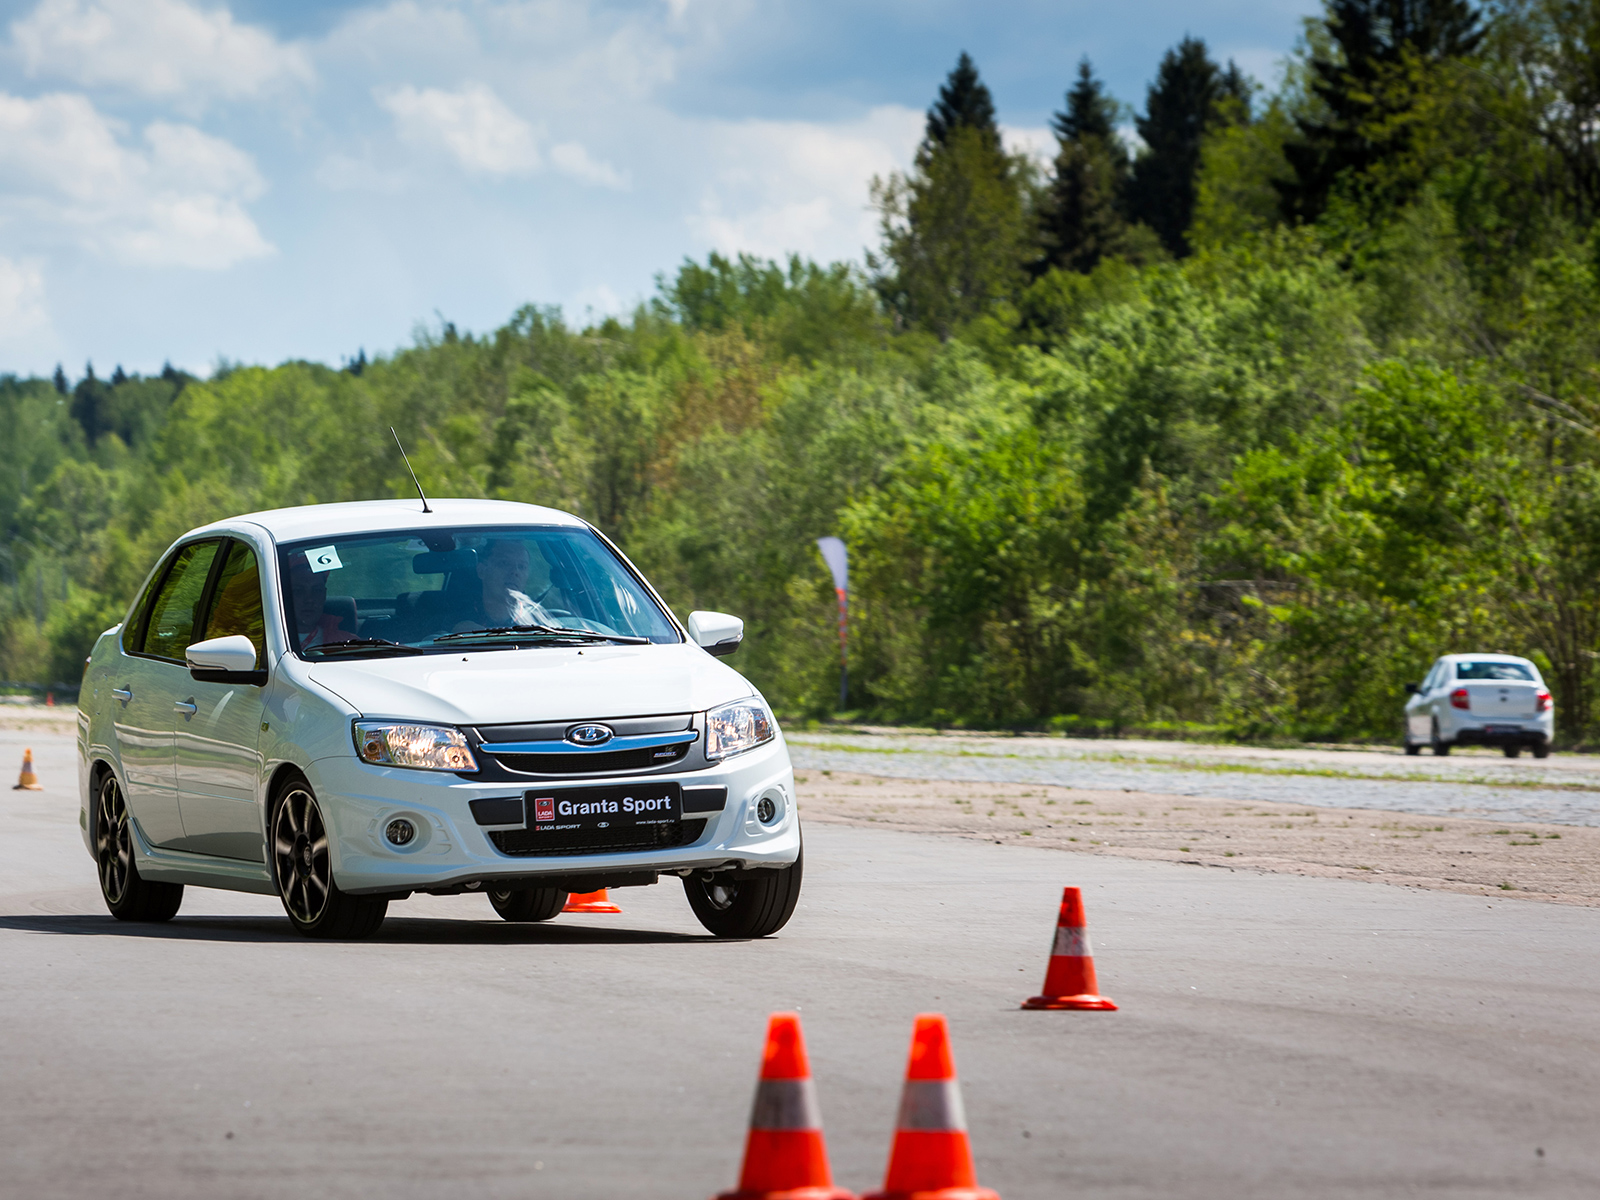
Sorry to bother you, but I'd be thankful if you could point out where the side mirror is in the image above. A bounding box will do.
[186,635,266,684]
[1403,682,1419,695]
[687,610,744,658]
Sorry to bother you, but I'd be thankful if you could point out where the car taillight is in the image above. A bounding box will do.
[1450,688,1471,710]
[1537,691,1552,712]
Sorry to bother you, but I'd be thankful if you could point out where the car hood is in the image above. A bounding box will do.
[303,642,755,725]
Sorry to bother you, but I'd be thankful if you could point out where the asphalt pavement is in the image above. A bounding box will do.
[3,728,1598,1199]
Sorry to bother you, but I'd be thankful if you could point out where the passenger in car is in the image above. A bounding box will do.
[288,555,357,649]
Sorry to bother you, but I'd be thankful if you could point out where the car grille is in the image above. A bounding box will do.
[488,819,707,858]
[487,740,692,776]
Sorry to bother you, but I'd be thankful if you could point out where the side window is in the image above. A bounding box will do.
[201,541,267,664]
[141,541,222,661]
[1422,663,1440,692]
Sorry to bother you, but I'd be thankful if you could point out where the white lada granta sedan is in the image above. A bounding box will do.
[77,499,802,939]
[1403,653,1553,758]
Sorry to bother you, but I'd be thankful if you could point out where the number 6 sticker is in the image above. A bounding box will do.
[305,545,343,573]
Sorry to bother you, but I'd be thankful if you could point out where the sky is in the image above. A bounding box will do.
[0,0,1319,379]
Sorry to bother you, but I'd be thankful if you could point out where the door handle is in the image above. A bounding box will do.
[174,699,198,716]
[112,686,133,702]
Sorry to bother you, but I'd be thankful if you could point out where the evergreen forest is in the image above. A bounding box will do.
[9,0,1600,745]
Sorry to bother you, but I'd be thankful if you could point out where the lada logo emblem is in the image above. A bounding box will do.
[566,723,613,746]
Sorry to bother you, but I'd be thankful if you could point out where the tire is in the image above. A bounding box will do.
[94,771,184,922]
[1533,742,1551,759]
[488,887,568,922]
[1430,720,1450,756]
[270,776,387,939]
[1503,745,1521,758]
[683,839,803,939]
[1404,741,1421,756]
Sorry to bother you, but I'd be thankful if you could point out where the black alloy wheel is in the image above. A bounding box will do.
[488,887,568,922]
[270,777,387,939]
[94,771,184,922]
[682,838,804,938]
[1430,720,1450,756]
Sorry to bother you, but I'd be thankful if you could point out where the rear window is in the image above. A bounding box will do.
[1455,661,1535,681]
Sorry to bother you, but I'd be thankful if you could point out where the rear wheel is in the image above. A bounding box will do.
[94,772,183,922]
[683,840,803,938]
[270,777,387,939]
[1404,741,1421,756]
[1430,720,1450,756]
[1503,745,1522,758]
[488,887,567,922]
[1533,741,1551,759]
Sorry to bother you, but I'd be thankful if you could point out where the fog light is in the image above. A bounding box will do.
[385,818,417,847]
[756,796,778,824]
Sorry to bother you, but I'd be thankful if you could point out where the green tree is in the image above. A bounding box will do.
[871,56,1035,338]
[1041,59,1139,273]
[1280,0,1483,222]
[1127,37,1251,257]
[925,51,1000,149]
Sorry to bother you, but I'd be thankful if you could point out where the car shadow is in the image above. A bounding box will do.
[0,912,722,945]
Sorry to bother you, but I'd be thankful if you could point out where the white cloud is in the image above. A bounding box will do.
[378,83,541,175]
[549,141,629,190]
[11,0,312,101]
[1003,124,1055,165]
[688,105,923,262]
[0,91,272,268]
[0,256,49,340]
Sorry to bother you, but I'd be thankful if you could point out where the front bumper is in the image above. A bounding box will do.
[310,735,800,896]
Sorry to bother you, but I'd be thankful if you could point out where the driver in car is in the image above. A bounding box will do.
[451,538,553,632]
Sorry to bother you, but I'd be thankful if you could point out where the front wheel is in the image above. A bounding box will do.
[270,777,387,939]
[94,772,183,922]
[488,887,568,922]
[683,841,803,938]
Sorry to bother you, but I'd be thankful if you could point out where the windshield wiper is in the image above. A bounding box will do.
[431,624,650,646]
[302,638,425,657]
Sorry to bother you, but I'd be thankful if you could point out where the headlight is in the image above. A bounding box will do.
[353,722,478,772]
[705,698,775,760]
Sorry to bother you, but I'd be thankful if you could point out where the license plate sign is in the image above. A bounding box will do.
[524,783,681,832]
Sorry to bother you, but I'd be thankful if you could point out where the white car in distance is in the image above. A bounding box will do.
[1403,653,1553,758]
[77,499,802,939]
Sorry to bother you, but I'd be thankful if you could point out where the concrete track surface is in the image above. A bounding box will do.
[3,729,1598,1199]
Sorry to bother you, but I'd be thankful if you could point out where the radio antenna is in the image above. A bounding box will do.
[390,427,433,513]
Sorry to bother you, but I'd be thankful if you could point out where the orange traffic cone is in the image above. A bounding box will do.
[1022,887,1116,1010]
[562,888,622,914]
[714,1013,856,1200]
[13,747,43,791]
[863,1014,999,1200]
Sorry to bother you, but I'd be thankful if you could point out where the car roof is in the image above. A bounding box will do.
[190,498,588,544]
[1442,653,1535,662]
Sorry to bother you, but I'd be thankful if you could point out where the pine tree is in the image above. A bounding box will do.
[1126,37,1250,257]
[52,364,67,395]
[1042,59,1133,272]
[925,52,1000,150]
[1055,58,1120,143]
[111,364,127,386]
[872,54,1032,337]
[1281,0,1483,221]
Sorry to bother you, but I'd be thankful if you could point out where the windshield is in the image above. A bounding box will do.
[1455,661,1536,681]
[277,525,679,656]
